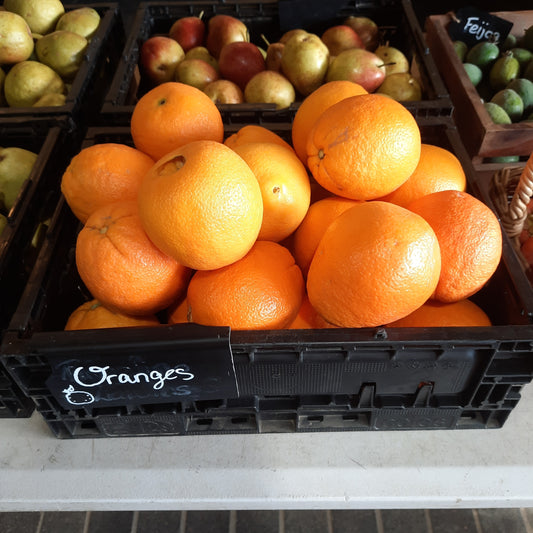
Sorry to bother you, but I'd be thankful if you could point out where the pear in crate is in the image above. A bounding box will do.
[0,147,38,213]
[55,7,101,41]
[36,30,88,81]
[4,60,64,107]
[4,0,65,35]
[0,11,34,64]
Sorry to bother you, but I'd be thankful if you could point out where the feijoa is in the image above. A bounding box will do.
[490,88,524,122]
[484,101,512,124]
[506,78,533,115]
[466,41,499,71]
[489,51,520,90]
[463,62,482,86]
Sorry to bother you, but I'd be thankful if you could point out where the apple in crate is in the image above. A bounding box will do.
[140,35,185,84]
[169,12,205,52]
[219,41,266,91]
[206,14,249,59]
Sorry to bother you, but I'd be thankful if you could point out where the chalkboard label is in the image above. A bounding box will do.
[46,325,238,410]
[447,7,513,48]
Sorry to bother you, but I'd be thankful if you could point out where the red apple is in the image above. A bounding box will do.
[321,25,364,56]
[205,14,249,59]
[169,12,206,52]
[140,35,185,85]
[218,41,265,91]
[326,48,386,92]
[175,58,219,90]
[203,79,244,104]
[343,16,380,51]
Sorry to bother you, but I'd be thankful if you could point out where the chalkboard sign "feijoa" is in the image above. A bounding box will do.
[46,325,238,410]
[447,7,513,48]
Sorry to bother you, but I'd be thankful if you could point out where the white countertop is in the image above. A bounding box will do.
[1,383,532,512]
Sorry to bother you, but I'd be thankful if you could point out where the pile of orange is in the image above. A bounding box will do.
[60,80,502,331]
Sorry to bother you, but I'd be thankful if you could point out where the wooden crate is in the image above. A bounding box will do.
[425,11,533,161]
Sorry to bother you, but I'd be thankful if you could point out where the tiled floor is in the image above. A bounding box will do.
[0,508,531,533]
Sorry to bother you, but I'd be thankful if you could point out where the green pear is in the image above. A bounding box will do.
[4,0,65,36]
[0,213,7,236]
[55,7,100,41]
[36,30,87,80]
[0,11,34,64]
[4,60,64,107]
[374,45,409,76]
[280,32,329,96]
[377,72,422,101]
[0,147,38,212]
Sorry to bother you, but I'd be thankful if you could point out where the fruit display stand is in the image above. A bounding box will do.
[1,119,533,438]
[0,3,123,131]
[0,126,84,418]
[425,11,533,163]
[100,0,452,125]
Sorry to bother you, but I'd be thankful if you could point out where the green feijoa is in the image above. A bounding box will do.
[484,101,512,124]
[490,88,524,122]
[466,41,500,70]
[487,155,521,163]
[506,78,533,115]
[489,51,520,90]
[463,62,483,86]
[453,40,468,62]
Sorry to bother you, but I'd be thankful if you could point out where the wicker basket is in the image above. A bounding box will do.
[490,154,533,274]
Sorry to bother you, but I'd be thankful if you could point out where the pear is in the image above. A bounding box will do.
[374,45,410,76]
[244,70,295,109]
[0,146,38,212]
[280,32,329,96]
[55,7,100,41]
[377,72,422,101]
[36,30,88,80]
[4,60,64,107]
[0,11,34,64]
[4,0,65,36]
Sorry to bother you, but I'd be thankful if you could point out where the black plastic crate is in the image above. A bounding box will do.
[100,0,452,125]
[2,119,533,437]
[0,3,124,134]
[0,126,84,417]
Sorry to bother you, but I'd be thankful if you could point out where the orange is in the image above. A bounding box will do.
[379,143,467,208]
[387,299,491,327]
[224,125,293,152]
[291,80,368,165]
[65,299,160,330]
[407,190,502,303]
[292,195,361,278]
[61,143,155,224]
[288,295,337,329]
[231,142,311,242]
[75,200,191,316]
[130,82,224,161]
[307,93,421,200]
[187,240,305,330]
[307,201,441,328]
[137,140,263,270]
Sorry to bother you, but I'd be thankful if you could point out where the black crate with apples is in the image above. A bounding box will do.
[2,119,533,438]
[101,0,451,125]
